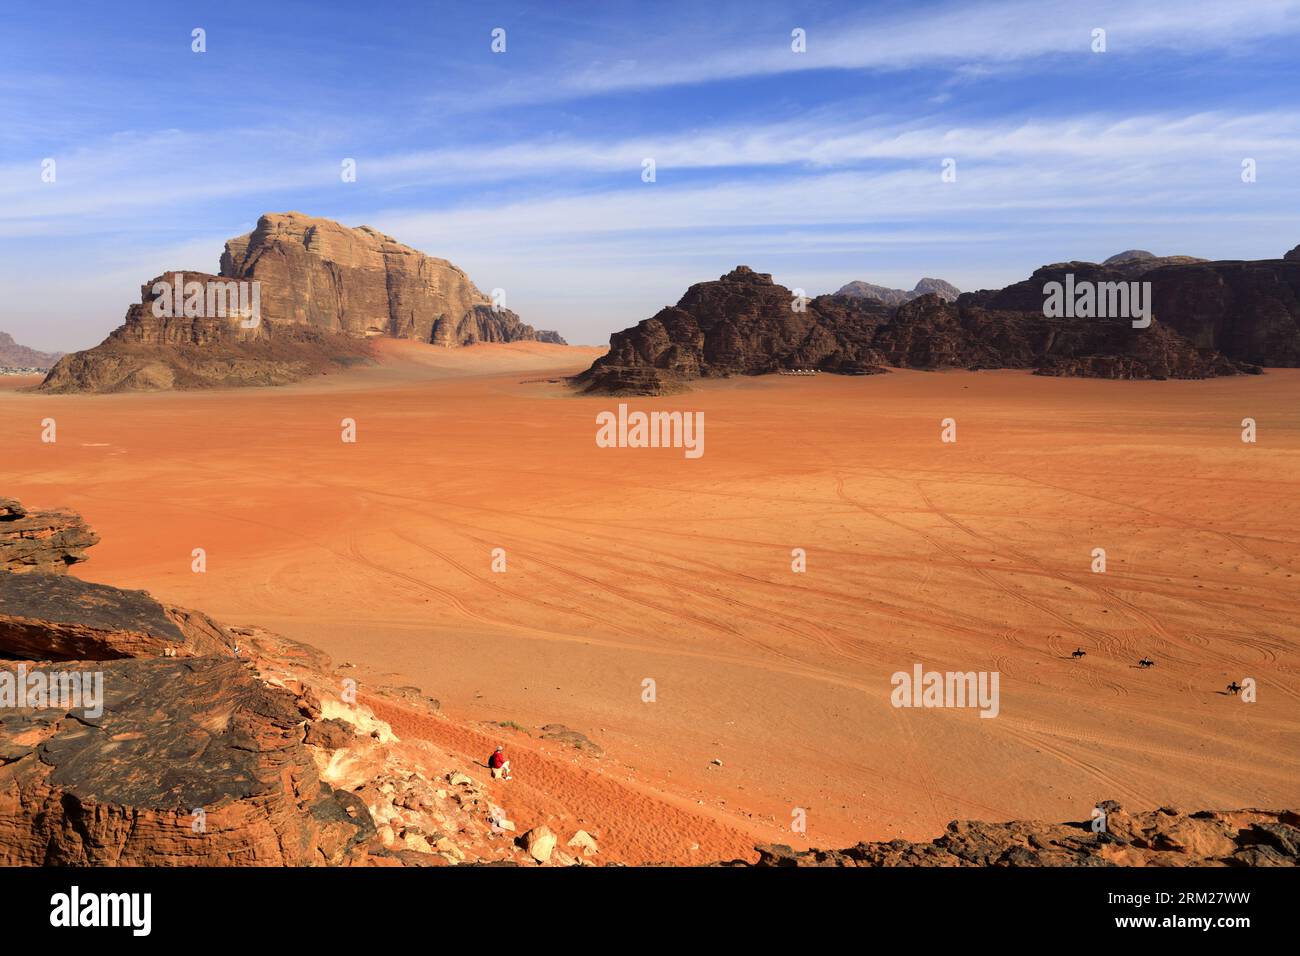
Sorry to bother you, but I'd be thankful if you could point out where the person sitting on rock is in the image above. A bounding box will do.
[489,745,512,781]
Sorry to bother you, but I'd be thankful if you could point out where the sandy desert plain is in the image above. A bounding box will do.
[3,338,1298,864]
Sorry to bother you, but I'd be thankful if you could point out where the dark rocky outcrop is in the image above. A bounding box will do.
[0,573,234,660]
[0,656,372,866]
[880,296,1243,380]
[581,246,1300,393]
[0,498,99,573]
[575,266,892,394]
[727,801,1299,867]
[577,262,1252,393]
[964,248,1300,368]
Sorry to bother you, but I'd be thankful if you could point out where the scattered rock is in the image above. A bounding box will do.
[568,829,599,856]
[723,801,1300,867]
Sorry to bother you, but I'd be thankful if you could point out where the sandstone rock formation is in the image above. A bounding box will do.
[836,276,960,305]
[40,213,566,393]
[0,498,99,573]
[575,262,1250,394]
[728,801,1299,867]
[0,331,61,369]
[220,213,559,346]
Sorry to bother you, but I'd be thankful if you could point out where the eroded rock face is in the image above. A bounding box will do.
[878,296,1243,380]
[574,266,892,394]
[220,212,556,346]
[0,498,99,573]
[729,802,1300,867]
[966,250,1300,368]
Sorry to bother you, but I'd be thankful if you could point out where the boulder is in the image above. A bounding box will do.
[568,829,599,856]
[521,825,557,863]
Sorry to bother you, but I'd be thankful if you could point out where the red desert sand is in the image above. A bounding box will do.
[4,338,1299,863]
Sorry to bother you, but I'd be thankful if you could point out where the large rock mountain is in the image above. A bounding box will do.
[40,213,565,393]
[220,212,564,346]
[578,247,1300,394]
[0,332,61,369]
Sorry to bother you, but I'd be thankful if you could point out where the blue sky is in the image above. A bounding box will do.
[3,0,1300,350]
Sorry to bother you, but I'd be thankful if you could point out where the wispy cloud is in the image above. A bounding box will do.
[461,0,1300,105]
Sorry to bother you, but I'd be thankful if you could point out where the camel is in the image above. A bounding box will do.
[1071,648,1086,659]
[1138,657,1155,668]
[1227,681,1242,695]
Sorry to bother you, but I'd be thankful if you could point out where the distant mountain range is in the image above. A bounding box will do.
[835,277,961,306]
[575,244,1300,394]
[0,332,62,369]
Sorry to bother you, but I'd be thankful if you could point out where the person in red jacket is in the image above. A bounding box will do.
[488,745,512,780]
